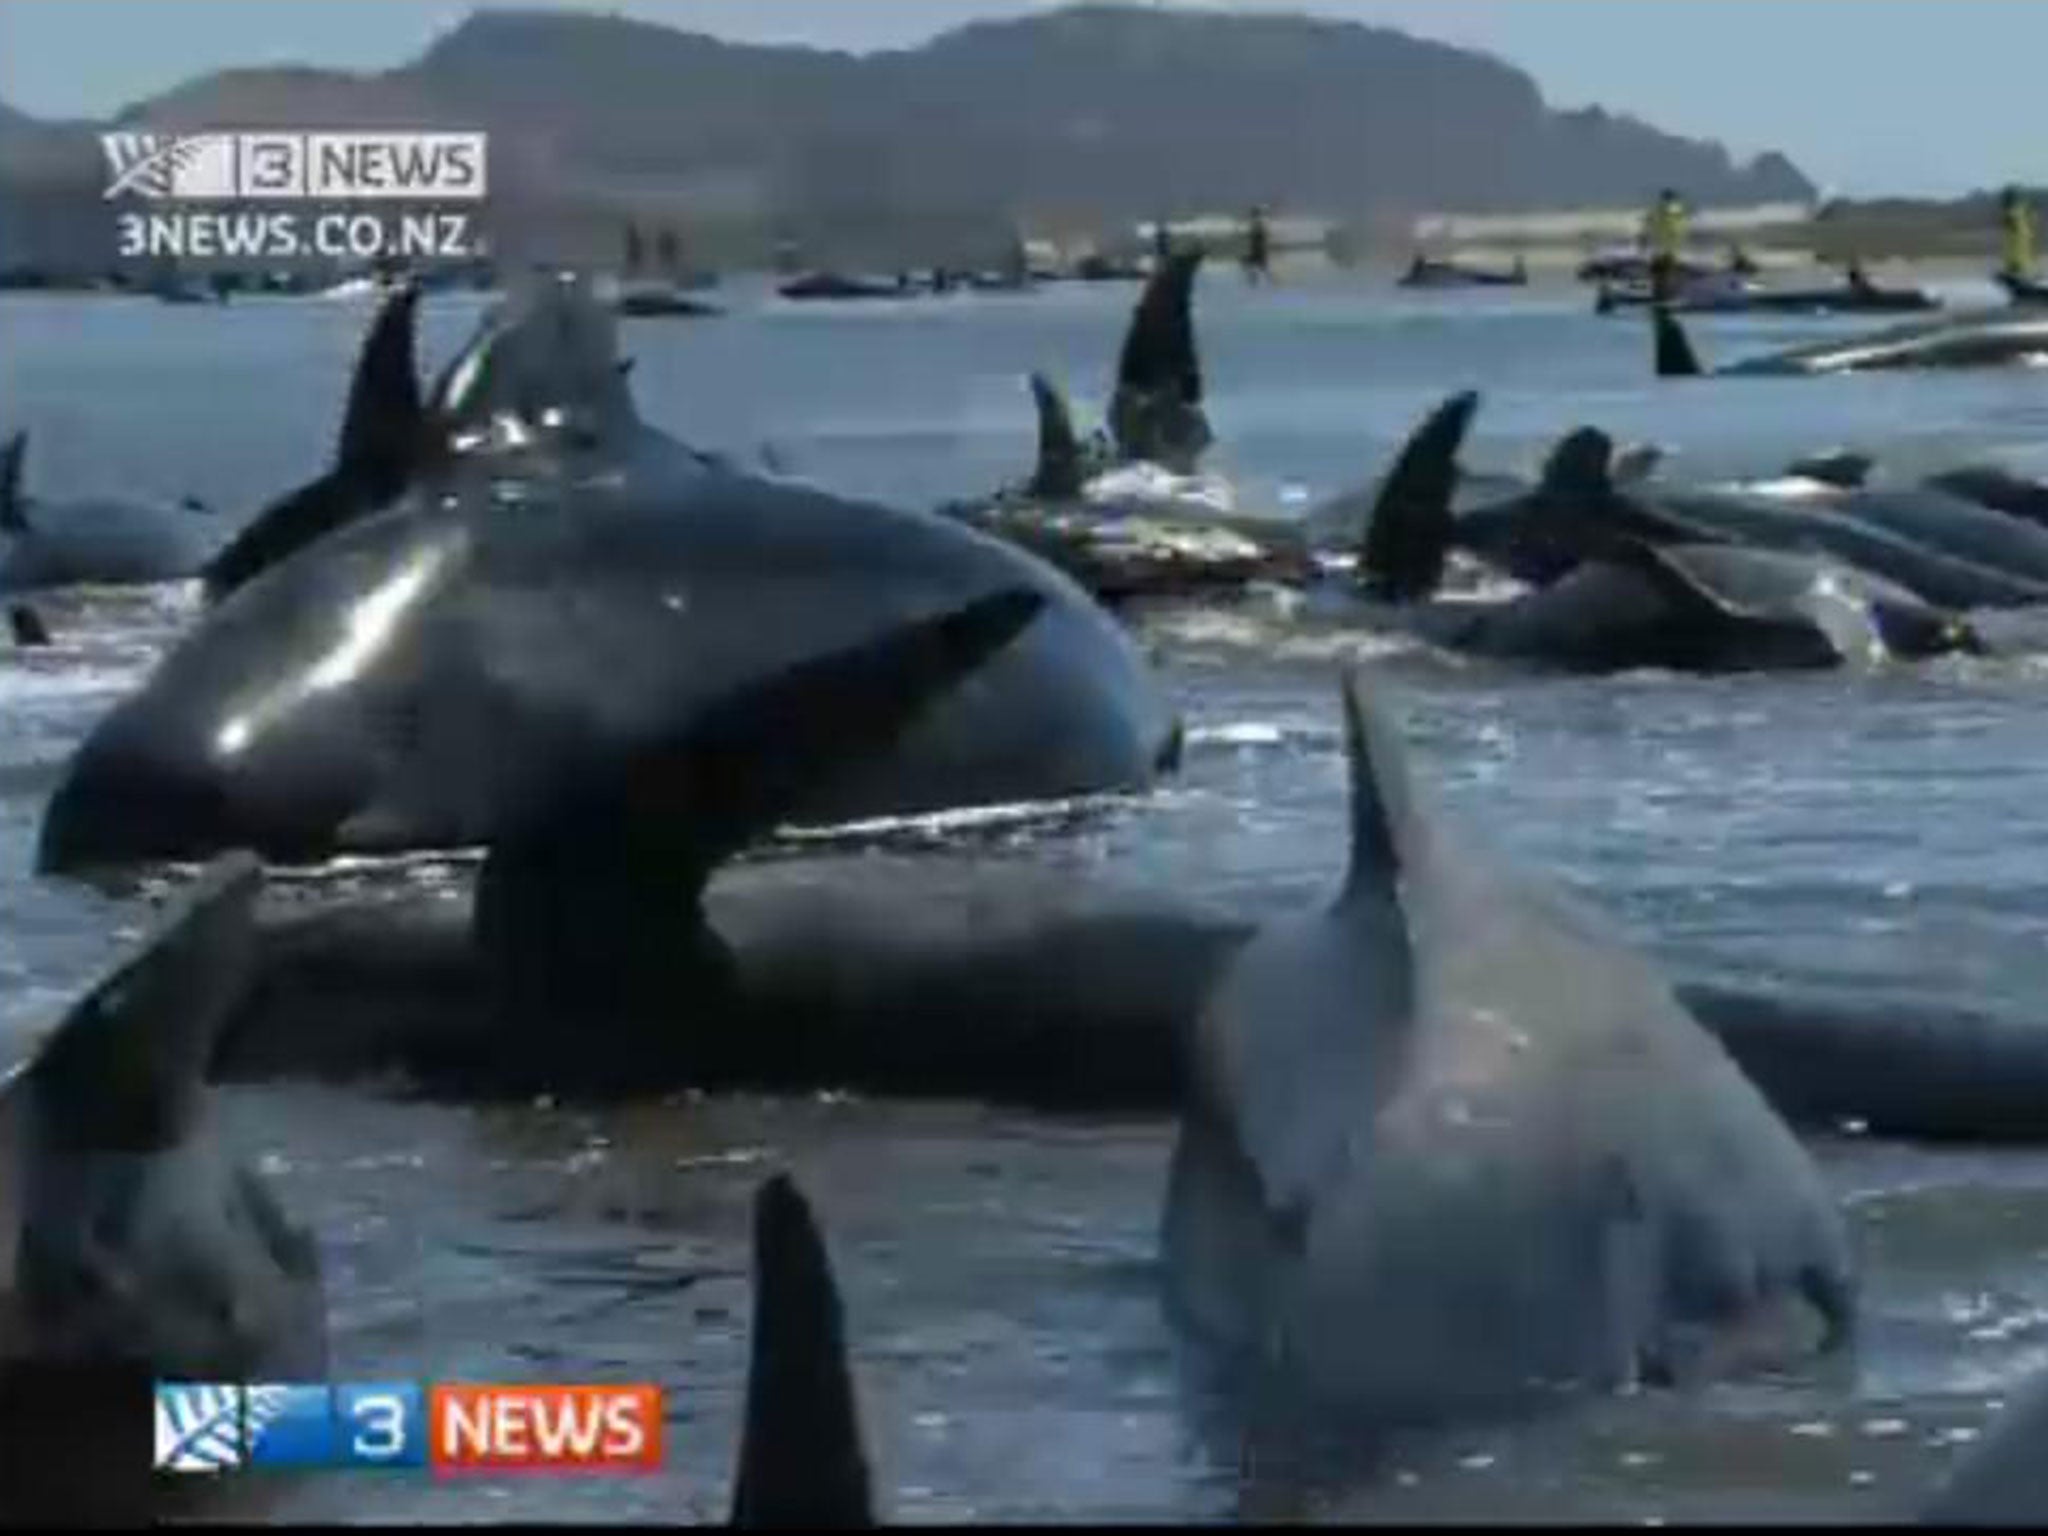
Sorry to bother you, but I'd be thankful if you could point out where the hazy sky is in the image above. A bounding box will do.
[0,0,2035,198]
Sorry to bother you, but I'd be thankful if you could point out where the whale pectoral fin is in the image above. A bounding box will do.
[731,1175,874,1528]
[1357,391,1479,602]
[513,589,1049,882]
[1598,541,1746,621]
[1653,306,1705,378]
[333,279,423,494]
[20,853,262,1154]
[0,429,28,533]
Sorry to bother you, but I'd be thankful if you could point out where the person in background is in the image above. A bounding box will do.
[1243,205,1272,285]
[1643,186,1688,303]
[1153,217,1173,267]
[2000,185,2036,283]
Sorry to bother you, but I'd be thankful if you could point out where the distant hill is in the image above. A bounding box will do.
[0,3,1814,271]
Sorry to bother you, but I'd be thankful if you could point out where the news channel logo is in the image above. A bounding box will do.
[154,1382,425,1473]
[99,132,488,264]
[101,133,486,202]
[153,1381,664,1474]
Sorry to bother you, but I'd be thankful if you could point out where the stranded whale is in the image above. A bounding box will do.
[1161,673,1854,1415]
[0,429,221,594]
[38,275,1176,1035]
[0,853,324,1522]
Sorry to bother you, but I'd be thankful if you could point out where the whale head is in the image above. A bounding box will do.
[430,270,639,459]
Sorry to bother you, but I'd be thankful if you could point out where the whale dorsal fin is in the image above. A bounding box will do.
[333,280,423,497]
[1109,252,1211,470]
[1025,373,1086,500]
[1357,391,1479,603]
[9,603,50,647]
[1540,426,1616,499]
[1,430,28,533]
[1116,250,1204,407]
[1339,671,1420,902]
[730,1175,874,1528]
[1784,449,1872,490]
[16,852,260,1152]
[1653,306,1704,378]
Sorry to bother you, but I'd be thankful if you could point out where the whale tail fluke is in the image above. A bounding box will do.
[333,278,425,500]
[19,851,261,1151]
[1357,391,1480,603]
[9,602,50,647]
[1026,373,1086,500]
[1653,305,1704,378]
[730,1175,874,1528]
[1,429,28,533]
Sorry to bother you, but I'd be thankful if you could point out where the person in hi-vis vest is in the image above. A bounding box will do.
[2001,185,2036,283]
[1643,187,1688,303]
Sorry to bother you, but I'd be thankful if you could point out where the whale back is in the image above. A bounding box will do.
[430,272,640,456]
[1924,1367,2048,1524]
[1168,674,1854,1413]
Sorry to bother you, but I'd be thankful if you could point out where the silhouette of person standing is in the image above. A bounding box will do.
[1244,205,1272,286]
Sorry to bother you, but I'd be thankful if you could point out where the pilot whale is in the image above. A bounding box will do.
[0,853,325,1522]
[1160,673,1855,1416]
[1922,1362,2048,1524]
[1354,396,1983,671]
[39,274,1176,1033]
[0,429,221,594]
[942,254,1311,602]
[1653,303,2048,378]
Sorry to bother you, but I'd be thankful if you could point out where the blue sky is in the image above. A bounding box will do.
[0,0,2035,197]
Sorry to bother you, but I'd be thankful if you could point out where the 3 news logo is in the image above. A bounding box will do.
[153,1382,663,1475]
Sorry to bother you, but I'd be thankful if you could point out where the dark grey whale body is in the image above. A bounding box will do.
[0,853,324,1523]
[1161,673,1853,1415]
[1354,397,1983,672]
[1654,303,2048,377]
[39,276,1176,1044]
[0,429,221,594]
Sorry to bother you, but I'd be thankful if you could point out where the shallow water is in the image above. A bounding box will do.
[4,279,2048,1521]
